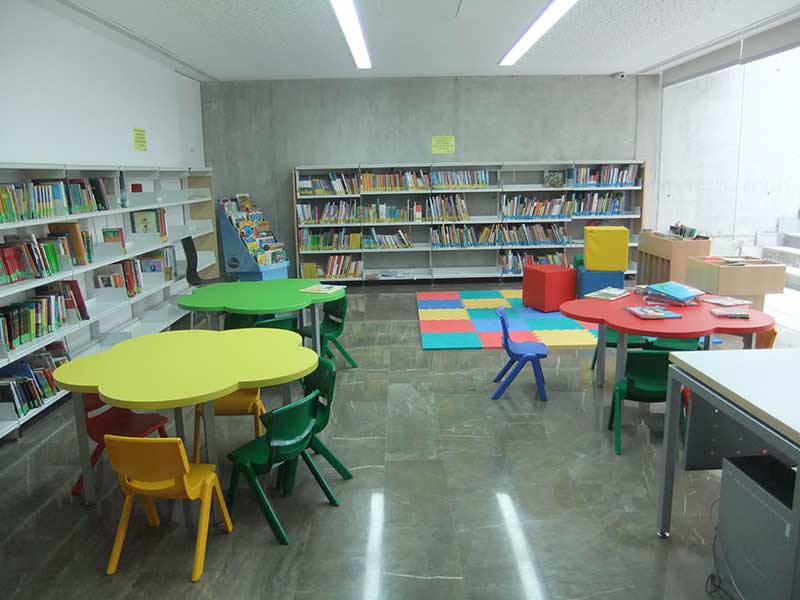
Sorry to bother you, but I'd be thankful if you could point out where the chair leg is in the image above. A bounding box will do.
[243,464,289,545]
[331,337,358,368]
[193,408,203,464]
[106,493,135,575]
[212,478,233,534]
[301,449,339,507]
[590,346,597,370]
[142,497,160,527]
[253,412,262,438]
[157,426,168,438]
[191,484,212,582]
[311,435,353,480]
[72,443,105,496]
[613,384,623,456]
[491,359,526,400]
[280,457,299,497]
[531,359,548,402]
[226,465,241,516]
[607,396,615,431]
[493,358,515,383]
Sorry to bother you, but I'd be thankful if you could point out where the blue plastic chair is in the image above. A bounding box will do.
[492,308,549,401]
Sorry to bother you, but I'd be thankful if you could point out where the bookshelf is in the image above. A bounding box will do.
[0,163,218,440]
[292,161,645,282]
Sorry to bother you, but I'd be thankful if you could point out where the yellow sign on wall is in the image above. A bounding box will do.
[133,128,148,152]
[431,135,455,154]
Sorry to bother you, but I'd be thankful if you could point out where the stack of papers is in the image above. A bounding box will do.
[644,281,704,306]
[584,287,629,301]
[710,307,750,319]
[625,306,682,320]
[301,284,345,294]
[702,296,752,307]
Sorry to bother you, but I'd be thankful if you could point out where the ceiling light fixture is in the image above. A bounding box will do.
[330,0,372,69]
[499,0,580,66]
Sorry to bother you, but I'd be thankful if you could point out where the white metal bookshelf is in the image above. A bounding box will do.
[0,163,219,440]
[292,161,645,282]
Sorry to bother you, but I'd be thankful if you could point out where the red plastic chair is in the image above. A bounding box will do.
[71,393,169,496]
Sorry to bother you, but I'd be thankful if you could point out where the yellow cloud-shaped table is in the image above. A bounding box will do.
[55,328,318,502]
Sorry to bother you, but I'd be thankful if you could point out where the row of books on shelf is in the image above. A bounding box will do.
[0,283,83,351]
[501,192,629,218]
[360,171,429,192]
[498,223,572,246]
[0,342,69,418]
[499,252,568,274]
[574,164,639,187]
[0,178,115,223]
[431,224,498,248]
[431,169,491,189]
[301,256,363,279]
[362,228,413,249]
[95,248,175,297]
[299,229,362,251]
[220,195,287,266]
[297,173,359,196]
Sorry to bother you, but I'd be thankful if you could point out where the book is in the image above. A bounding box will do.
[710,307,750,319]
[645,281,703,305]
[130,209,159,234]
[625,306,682,320]
[301,284,345,294]
[702,296,752,307]
[48,222,89,265]
[584,287,629,301]
[101,227,126,248]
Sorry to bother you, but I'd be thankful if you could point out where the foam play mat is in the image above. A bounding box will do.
[417,290,599,350]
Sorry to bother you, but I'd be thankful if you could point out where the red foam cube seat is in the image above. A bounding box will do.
[522,264,577,312]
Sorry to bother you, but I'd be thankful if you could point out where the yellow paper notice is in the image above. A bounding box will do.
[133,128,148,152]
[431,135,455,154]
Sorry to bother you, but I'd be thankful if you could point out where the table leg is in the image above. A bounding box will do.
[311,303,322,355]
[173,407,185,439]
[743,332,756,349]
[596,323,607,388]
[72,392,96,504]
[282,384,293,406]
[703,335,711,351]
[657,367,682,538]
[614,332,628,385]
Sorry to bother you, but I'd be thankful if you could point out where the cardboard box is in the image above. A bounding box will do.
[686,256,785,310]
[637,230,711,284]
[584,226,629,272]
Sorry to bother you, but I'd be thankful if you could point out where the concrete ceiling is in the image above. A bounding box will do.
[52,0,800,80]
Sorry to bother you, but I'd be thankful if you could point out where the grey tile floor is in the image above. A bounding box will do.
[2,282,798,599]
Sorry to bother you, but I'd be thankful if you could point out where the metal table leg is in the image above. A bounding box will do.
[743,332,756,349]
[173,407,185,439]
[657,366,682,538]
[703,335,711,351]
[282,384,293,406]
[595,323,607,388]
[72,392,96,504]
[310,303,322,354]
[614,332,628,384]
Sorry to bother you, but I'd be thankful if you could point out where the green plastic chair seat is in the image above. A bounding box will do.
[627,378,667,401]
[605,329,651,348]
[649,337,701,351]
[298,297,357,368]
[224,313,298,332]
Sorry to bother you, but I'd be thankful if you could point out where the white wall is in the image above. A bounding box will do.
[659,45,800,254]
[0,0,205,168]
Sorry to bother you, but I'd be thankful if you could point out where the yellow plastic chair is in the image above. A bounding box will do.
[104,435,233,582]
[193,389,266,463]
[756,327,777,349]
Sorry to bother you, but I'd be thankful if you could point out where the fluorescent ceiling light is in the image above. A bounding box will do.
[330,0,372,69]
[499,0,580,66]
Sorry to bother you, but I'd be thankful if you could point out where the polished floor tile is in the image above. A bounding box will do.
[2,281,797,599]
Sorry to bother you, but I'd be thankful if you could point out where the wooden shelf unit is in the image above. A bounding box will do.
[292,161,645,282]
[0,163,219,440]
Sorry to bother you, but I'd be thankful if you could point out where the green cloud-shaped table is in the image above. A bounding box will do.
[54,329,318,410]
[177,279,345,315]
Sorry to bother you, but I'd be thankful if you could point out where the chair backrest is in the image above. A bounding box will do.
[756,328,777,349]
[83,392,105,413]
[223,313,258,330]
[625,350,671,383]
[181,236,202,286]
[255,315,298,332]
[495,307,512,355]
[301,357,336,433]
[105,435,190,492]
[260,390,319,465]
[322,297,348,333]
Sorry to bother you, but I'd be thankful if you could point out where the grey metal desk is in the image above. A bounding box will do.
[657,349,800,598]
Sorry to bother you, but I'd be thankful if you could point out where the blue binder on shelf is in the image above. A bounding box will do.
[217,203,289,281]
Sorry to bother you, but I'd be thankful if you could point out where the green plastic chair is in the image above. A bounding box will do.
[279,357,353,496]
[225,388,339,545]
[591,328,652,370]
[299,297,357,368]
[224,313,298,332]
[609,349,671,455]
[572,254,584,269]
[649,337,701,351]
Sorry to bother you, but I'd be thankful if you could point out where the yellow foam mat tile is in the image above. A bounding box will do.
[418,308,470,321]
[533,329,599,348]
[499,289,523,299]
[462,298,512,309]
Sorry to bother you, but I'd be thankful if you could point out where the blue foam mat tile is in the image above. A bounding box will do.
[459,290,504,299]
[417,299,464,309]
[472,319,502,332]
[421,332,483,350]
[526,317,584,331]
